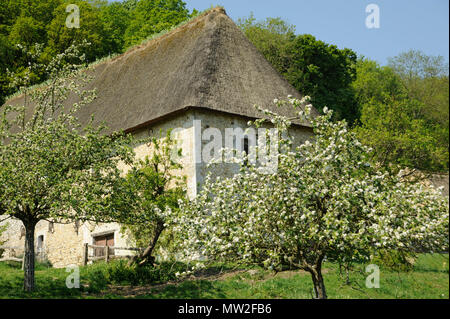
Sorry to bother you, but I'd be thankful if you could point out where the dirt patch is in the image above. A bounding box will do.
[90,268,325,298]
[88,268,245,298]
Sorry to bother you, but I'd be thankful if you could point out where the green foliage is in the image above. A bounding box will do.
[353,56,449,172]
[237,14,296,74]
[0,42,135,291]
[285,35,358,123]
[238,15,358,124]
[388,50,449,152]
[45,1,112,62]
[84,259,188,292]
[8,16,46,47]
[371,250,416,272]
[0,35,16,105]
[124,0,192,48]
[115,131,186,262]
[99,1,132,54]
[0,0,196,106]
[352,58,406,107]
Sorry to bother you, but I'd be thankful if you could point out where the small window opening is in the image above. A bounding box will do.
[37,235,44,253]
[243,137,249,166]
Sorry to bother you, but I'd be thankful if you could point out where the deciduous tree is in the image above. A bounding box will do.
[113,132,186,266]
[0,43,134,291]
[239,16,358,124]
[176,97,449,299]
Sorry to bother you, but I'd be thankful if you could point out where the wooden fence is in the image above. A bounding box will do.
[83,243,144,265]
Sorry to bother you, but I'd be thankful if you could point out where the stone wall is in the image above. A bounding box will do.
[193,108,314,190]
[0,109,314,268]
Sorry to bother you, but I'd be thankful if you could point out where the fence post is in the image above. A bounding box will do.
[105,246,110,263]
[83,243,88,266]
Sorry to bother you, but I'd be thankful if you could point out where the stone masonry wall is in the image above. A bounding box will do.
[0,109,314,268]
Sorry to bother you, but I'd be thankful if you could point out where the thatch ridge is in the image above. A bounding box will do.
[5,7,317,133]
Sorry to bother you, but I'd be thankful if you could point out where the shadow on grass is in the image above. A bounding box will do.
[136,280,227,299]
[413,254,449,273]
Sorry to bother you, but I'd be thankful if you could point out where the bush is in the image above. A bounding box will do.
[83,259,188,292]
[371,250,416,272]
[84,267,109,293]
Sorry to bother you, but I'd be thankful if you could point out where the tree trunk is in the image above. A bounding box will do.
[23,220,37,292]
[127,222,165,267]
[311,269,327,299]
[306,259,327,299]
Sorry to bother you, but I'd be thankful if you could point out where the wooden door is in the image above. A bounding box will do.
[93,234,115,257]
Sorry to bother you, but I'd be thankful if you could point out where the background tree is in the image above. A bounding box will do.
[0,43,134,292]
[8,16,46,48]
[176,97,449,299]
[0,35,16,106]
[45,1,113,62]
[114,132,186,267]
[0,0,198,105]
[0,0,21,35]
[238,15,358,124]
[388,50,449,157]
[99,1,132,54]
[124,0,194,47]
[237,14,296,74]
[353,56,449,172]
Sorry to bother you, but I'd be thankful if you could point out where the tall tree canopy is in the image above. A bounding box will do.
[0,0,196,107]
[238,15,358,124]
[353,55,449,172]
[0,43,134,291]
[45,0,113,62]
[388,50,449,129]
[124,0,194,47]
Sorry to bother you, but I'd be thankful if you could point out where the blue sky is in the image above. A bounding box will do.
[115,0,449,66]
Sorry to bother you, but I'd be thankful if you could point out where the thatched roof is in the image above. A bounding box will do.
[5,7,317,133]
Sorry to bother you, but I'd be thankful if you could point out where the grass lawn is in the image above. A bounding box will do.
[0,254,448,299]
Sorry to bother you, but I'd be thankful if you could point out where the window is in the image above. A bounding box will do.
[243,137,249,155]
[37,235,44,253]
[243,137,249,166]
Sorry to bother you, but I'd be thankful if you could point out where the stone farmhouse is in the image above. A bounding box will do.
[0,8,318,267]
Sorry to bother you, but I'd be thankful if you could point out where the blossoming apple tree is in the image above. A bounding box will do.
[175,96,449,299]
[0,43,134,292]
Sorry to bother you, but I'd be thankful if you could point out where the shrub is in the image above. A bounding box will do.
[85,268,109,293]
[371,250,416,272]
[83,259,188,292]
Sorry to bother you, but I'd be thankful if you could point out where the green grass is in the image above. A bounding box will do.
[0,254,448,299]
[0,261,83,299]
